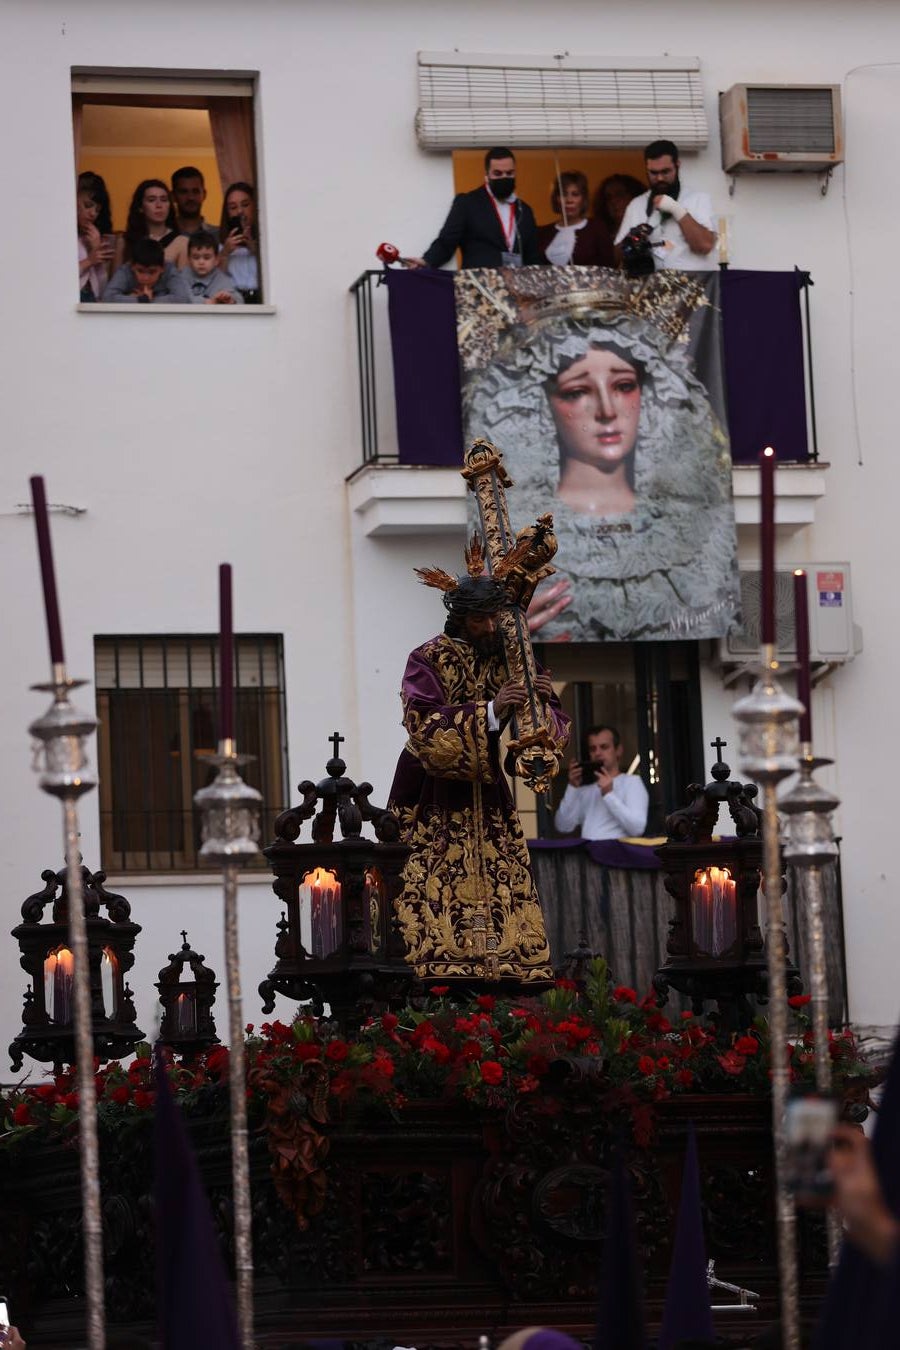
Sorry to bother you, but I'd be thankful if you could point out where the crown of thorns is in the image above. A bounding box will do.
[415,535,510,614]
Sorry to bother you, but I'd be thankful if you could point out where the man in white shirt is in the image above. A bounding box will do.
[554,725,649,841]
[615,139,717,272]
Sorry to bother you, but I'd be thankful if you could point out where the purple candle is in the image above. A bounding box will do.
[29,476,65,666]
[793,569,812,744]
[759,447,776,646]
[219,563,234,743]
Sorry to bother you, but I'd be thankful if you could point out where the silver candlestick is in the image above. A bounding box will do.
[733,646,802,1350]
[194,739,262,1350]
[29,664,106,1350]
[780,747,843,1266]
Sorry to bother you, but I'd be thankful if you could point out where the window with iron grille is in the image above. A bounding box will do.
[94,635,287,873]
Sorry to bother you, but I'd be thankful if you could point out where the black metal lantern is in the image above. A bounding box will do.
[653,740,800,1030]
[9,862,143,1072]
[156,931,219,1060]
[260,733,412,1026]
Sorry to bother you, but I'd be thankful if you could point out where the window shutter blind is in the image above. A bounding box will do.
[416,51,708,150]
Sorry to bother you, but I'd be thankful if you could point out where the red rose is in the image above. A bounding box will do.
[134,1090,154,1110]
[421,1035,451,1065]
[460,1039,483,1062]
[675,1068,694,1088]
[647,1013,672,1033]
[717,1051,747,1076]
[381,1012,399,1032]
[480,1060,503,1085]
[734,1036,759,1057]
[245,1023,255,1035]
[33,1084,58,1102]
[476,995,496,1012]
[325,1040,350,1062]
[638,1055,656,1075]
[206,1046,230,1077]
[656,1056,671,1071]
[429,985,450,997]
[294,1042,321,1061]
[788,994,811,1008]
[12,1103,32,1126]
[372,1052,395,1078]
[613,986,638,1004]
[109,1085,131,1105]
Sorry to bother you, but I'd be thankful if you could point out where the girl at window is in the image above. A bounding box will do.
[77,179,115,301]
[218,182,261,303]
[122,180,187,268]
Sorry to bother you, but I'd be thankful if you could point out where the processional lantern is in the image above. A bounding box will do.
[260,733,411,1026]
[9,862,143,1072]
[156,930,219,1061]
[653,739,800,1031]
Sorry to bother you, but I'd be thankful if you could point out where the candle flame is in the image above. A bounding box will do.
[56,947,74,975]
[304,866,339,889]
[763,445,775,458]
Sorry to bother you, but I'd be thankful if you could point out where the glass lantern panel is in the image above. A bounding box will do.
[690,866,738,958]
[365,867,384,954]
[301,866,342,958]
[101,946,119,1018]
[175,990,198,1034]
[44,945,75,1025]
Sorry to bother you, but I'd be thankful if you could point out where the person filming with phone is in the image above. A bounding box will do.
[0,1294,26,1350]
[218,182,260,303]
[554,724,648,841]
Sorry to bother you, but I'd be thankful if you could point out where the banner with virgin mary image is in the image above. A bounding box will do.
[456,267,740,642]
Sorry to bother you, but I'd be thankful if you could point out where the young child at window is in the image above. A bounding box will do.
[102,237,191,303]
[183,231,244,304]
[77,185,115,301]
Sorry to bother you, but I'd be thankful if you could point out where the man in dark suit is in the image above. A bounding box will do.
[407,147,544,270]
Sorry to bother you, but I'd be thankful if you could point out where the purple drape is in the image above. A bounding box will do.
[384,267,810,466]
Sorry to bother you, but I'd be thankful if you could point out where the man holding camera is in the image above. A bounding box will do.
[615,139,717,272]
[554,725,649,841]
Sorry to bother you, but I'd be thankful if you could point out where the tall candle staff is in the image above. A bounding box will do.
[194,564,261,1349]
[780,568,843,1265]
[733,447,803,1350]
[27,475,106,1350]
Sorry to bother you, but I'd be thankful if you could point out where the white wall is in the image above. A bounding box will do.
[2,0,899,1065]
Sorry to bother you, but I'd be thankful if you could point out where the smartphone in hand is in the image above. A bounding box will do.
[785,1094,838,1201]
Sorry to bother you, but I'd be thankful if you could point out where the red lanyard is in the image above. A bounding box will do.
[489,194,517,251]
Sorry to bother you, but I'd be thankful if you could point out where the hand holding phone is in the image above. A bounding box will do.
[0,1295,10,1329]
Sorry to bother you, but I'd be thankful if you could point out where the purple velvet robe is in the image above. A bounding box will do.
[388,633,570,983]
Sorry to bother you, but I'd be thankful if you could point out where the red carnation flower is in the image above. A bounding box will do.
[133,1090,153,1110]
[734,1035,759,1057]
[646,1013,672,1033]
[325,1040,350,1062]
[429,985,450,997]
[638,1055,656,1075]
[109,1085,131,1106]
[555,978,577,991]
[717,1051,747,1076]
[294,1042,322,1061]
[421,1035,451,1065]
[788,994,811,1008]
[680,1010,694,1020]
[62,1091,79,1111]
[476,995,496,1012]
[12,1103,32,1126]
[674,1068,694,1088]
[381,1012,399,1032]
[372,1052,395,1078]
[479,1060,503,1085]
[656,1056,671,1071]
[460,1039,483,1062]
[613,986,638,1004]
[33,1084,58,1102]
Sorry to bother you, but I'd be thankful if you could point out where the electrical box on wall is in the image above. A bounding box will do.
[719,564,860,667]
[719,84,843,173]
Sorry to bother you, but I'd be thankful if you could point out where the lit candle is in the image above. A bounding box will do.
[29,476,65,666]
[176,991,197,1034]
[759,448,776,646]
[218,563,234,743]
[691,870,712,956]
[793,569,812,745]
[53,947,74,1024]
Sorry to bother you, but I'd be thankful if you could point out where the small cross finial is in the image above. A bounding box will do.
[711,736,727,761]
[329,730,345,758]
[181,929,189,945]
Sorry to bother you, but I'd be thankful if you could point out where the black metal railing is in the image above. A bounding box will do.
[350,269,397,466]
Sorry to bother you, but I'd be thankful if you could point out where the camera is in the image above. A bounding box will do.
[621,222,656,278]
[577,760,601,779]
[784,1094,837,1200]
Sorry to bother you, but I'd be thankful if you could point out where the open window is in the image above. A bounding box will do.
[72,68,264,304]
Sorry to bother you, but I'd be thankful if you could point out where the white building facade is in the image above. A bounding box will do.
[0,0,896,1056]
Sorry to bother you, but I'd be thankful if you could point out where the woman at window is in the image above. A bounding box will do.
[537,172,614,268]
[77,178,115,301]
[122,179,187,268]
[218,182,261,303]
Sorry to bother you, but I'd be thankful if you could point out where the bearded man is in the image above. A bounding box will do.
[388,548,570,985]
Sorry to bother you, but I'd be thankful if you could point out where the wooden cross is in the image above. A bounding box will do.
[710,736,727,761]
[329,731,345,758]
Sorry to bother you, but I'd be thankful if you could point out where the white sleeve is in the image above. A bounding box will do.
[554,784,587,834]
[614,195,647,246]
[602,777,649,837]
[487,701,500,732]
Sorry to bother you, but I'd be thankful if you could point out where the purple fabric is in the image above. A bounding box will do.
[720,268,809,462]
[528,836,662,871]
[385,268,462,465]
[384,267,809,467]
[526,1334,586,1350]
[153,1046,242,1350]
[658,1122,716,1350]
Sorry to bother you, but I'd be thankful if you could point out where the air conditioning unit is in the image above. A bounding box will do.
[719,84,843,173]
[719,563,859,665]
